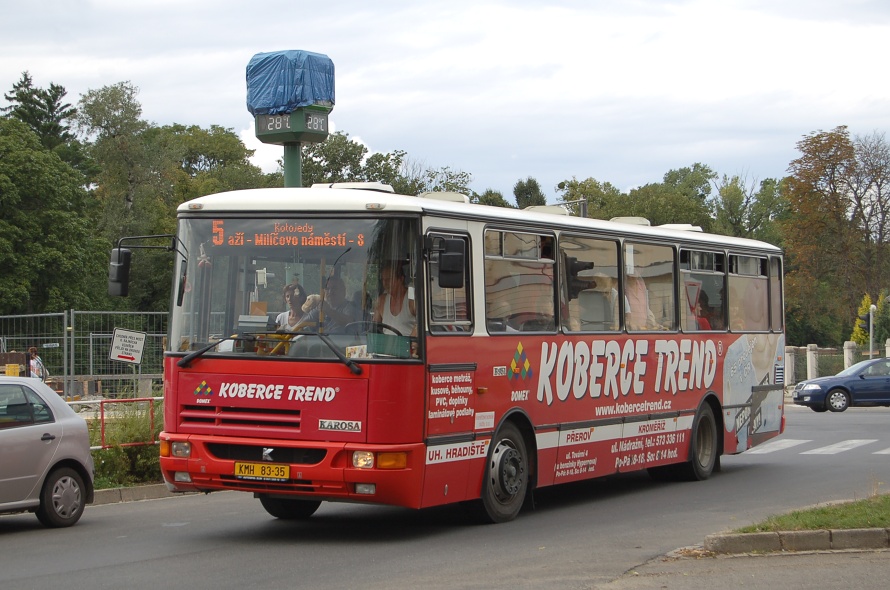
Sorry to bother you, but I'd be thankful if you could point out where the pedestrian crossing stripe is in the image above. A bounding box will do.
[746,439,811,454]
[747,438,890,455]
[800,440,878,454]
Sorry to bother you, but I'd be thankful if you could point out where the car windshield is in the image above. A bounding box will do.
[836,360,872,377]
[169,216,420,362]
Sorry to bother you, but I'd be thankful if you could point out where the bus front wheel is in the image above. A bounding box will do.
[259,496,322,520]
[480,422,528,523]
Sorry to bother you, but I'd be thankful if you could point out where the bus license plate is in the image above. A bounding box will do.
[234,462,290,481]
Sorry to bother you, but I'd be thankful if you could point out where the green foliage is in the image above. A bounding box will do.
[513,177,546,209]
[736,494,890,533]
[782,126,890,346]
[711,175,786,244]
[0,118,109,313]
[8,72,890,346]
[476,188,513,207]
[88,400,163,489]
[2,71,76,150]
[555,177,624,219]
[851,294,873,347]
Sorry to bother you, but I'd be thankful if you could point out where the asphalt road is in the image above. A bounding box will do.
[1,406,888,589]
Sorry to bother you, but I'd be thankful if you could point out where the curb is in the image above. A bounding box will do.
[92,483,194,506]
[704,528,890,553]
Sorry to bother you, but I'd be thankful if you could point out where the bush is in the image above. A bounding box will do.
[87,400,163,489]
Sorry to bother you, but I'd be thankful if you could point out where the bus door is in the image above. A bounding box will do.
[422,233,483,505]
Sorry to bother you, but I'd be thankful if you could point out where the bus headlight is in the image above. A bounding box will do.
[352,451,375,469]
[171,442,191,458]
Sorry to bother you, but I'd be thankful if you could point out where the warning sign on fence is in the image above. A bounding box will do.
[109,328,146,364]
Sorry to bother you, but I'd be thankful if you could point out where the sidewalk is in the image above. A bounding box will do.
[92,483,187,505]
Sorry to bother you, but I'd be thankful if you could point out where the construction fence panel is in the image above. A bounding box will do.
[0,312,68,382]
[70,311,167,398]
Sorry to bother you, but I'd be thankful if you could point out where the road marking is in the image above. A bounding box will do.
[873,447,890,455]
[746,439,812,454]
[800,440,878,454]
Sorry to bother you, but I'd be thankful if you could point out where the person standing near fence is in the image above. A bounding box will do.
[29,346,47,381]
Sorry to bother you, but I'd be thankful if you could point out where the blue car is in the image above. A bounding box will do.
[793,358,890,412]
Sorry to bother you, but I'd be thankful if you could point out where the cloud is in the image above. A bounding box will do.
[3,0,890,200]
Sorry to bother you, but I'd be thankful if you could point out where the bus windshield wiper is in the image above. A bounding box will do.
[317,333,362,375]
[177,335,243,368]
[177,330,277,368]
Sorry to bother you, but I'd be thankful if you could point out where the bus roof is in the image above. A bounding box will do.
[178,185,781,254]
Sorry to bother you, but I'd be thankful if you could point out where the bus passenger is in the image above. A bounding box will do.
[276,283,309,331]
[626,274,656,330]
[303,277,361,333]
[374,264,416,336]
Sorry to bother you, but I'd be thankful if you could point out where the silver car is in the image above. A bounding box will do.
[0,376,95,527]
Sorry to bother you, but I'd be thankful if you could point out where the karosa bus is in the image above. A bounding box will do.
[109,182,785,523]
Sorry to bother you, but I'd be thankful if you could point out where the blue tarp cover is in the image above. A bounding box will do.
[246,50,335,115]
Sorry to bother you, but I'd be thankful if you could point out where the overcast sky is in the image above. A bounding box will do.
[3,0,890,202]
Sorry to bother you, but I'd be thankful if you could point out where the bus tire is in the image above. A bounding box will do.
[648,404,719,482]
[259,496,322,520]
[682,403,718,481]
[479,422,528,523]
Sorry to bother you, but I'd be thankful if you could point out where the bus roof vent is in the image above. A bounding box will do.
[311,182,394,193]
[658,223,703,232]
[609,216,651,226]
[419,191,471,203]
[524,205,568,215]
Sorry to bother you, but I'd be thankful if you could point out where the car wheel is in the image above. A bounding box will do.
[826,389,850,412]
[35,467,86,528]
[259,496,321,519]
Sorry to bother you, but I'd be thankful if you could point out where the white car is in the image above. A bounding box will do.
[0,377,95,527]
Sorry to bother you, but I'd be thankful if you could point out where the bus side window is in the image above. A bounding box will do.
[428,234,471,333]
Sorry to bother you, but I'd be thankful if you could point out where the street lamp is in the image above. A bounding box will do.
[870,304,877,358]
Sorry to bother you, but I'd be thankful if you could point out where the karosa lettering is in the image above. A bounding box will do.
[536,338,718,406]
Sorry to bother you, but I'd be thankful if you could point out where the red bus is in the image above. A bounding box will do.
[110,183,785,523]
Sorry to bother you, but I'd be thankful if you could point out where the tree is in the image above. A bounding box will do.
[623,181,712,228]
[711,175,786,244]
[0,118,107,313]
[301,131,367,185]
[476,188,513,208]
[554,177,624,219]
[76,82,149,218]
[2,71,76,150]
[662,163,715,203]
[780,126,890,346]
[3,71,95,180]
[851,294,874,348]
[513,177,546,209]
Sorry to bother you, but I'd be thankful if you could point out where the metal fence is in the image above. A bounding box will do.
[786,343,877,385]
[0,311,167,398]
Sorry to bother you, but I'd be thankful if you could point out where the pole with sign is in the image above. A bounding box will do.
[109,328,147,365]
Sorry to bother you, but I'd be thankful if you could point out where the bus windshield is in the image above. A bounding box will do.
[169,215,420,362]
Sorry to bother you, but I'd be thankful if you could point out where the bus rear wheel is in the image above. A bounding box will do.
[683,403,718,480]
[480,422,528,523]
[648,403,718,482]
[259,496,321,520]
